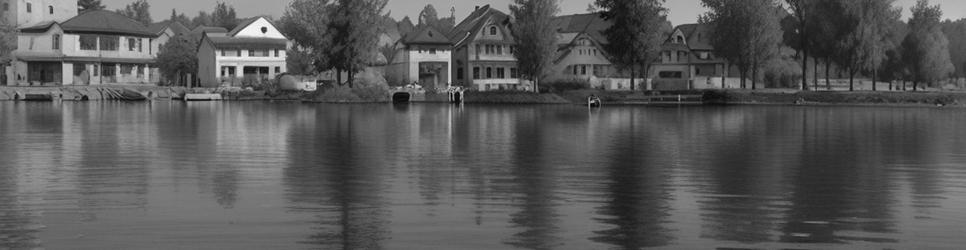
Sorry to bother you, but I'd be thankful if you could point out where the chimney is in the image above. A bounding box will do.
[475,6,480,11]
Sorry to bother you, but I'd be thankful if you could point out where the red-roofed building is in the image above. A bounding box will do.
[197,16,289,87]
[9,10,166,86]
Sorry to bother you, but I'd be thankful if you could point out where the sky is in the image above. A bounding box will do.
[102,0,966,26]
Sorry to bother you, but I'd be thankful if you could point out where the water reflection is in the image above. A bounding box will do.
[1,102,966,249]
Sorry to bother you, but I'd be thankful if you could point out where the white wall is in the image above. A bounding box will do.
[232,18,286,39]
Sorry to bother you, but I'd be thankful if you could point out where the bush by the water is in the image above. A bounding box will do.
[545,80,590,92]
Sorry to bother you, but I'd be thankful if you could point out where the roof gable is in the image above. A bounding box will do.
[448,5,512,46]
[228,17,286,39]
[670,23,713,51]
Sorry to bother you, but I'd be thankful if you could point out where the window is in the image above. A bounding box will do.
[138,39,143,52]
[26,3,31,13]
[249,49,270,57]
[249,50,254,57]
[490,26,497,35]
[572,65,578,75]
[676,36,684,44]
[510,68,518,78]
[52,34,60,50]
[659,71,684,79]
[274,49,280,57]
[274,67,281,73]
[429,48,437,54]
[149,39,153,54]
[3,3,9,11]
[128,38,137,51]
[102,64,116,77]
[472,67,480,79]
[93,64,99,76]
[99,36,118,51]
[496,46,502,55]
[486,67,492,79]
[678,51,688,61]
[497,68,505,78]
[48,5,53,14]
[509,46,515,55]
[221,50,226,56]
[261,27,268,34]
[457,68,464,80]
[581,65,587,75]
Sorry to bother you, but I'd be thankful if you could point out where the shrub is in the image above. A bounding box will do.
[546,79,590,92]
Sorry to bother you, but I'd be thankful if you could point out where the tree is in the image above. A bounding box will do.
[328,0,389,87]
[416,5,455,32]
[510,0,560,93]
[596,0,668,91]
[280,0,334,76]
[941,19,966,78]
[78,0,105,11]
[192,11,212,28]
[398,16,416,36]
[170,9,192,26]
[156,35,198,87]
[785,0,811,90]
[836,0,900,91]
[701,0,782,90]
[117,0,152,25]
[1,18,15,62]
[211,2,238,30]
[902,0,954,90]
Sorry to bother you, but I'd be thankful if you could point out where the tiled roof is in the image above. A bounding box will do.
[192,26,228,34]
[402,26,451,45]
[447,5,512,46]
[60,10,154,36]
[675,23,714,51]
[148,21,190,36]
[553,13,611,45]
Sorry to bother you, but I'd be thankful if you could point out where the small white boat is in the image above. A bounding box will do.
[183,93,223,101]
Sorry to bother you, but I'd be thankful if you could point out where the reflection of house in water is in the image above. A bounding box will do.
[386,26,453,89]
[197,17,289,87]
[11,10,165,86]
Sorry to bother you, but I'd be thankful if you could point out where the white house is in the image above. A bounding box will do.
[2,0,76,86]
[10,10,161,86]
[197,16,288,88]
[386,26,453,89]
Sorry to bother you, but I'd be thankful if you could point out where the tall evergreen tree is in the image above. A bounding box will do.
[328,0,388,87]
[78,0,105,11]
[902,0,954,90]
[170,9,192,26]
[510,0,560,93]
[116,0,152,25]
[595,0,668,91]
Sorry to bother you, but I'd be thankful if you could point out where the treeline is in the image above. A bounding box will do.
[702,0,962,91]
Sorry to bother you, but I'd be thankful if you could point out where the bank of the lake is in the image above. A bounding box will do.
[560,89,966,107]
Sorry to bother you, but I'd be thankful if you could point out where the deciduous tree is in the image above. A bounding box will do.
[837,0,900,91]
[941,19,966,78]
[280,0,334,75]
[784,0,811,90]
[170,9,192,27]
[156,35,198,87]
[510,0,560,93]
[117,0,152,25]
[192,11,212,28]
[701,0,782,90]
[78,0,105,11]
[0,17,14,62]
[902,0,954,90]
[328,0,388,87]
[211,2,238,31]
[596,0,668,91]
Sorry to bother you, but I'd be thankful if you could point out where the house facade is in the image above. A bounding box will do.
[651,23,735,90]
[9,10,161,86]
[1,0,75,28]
[548,13,645,90]
[448,5,523,91]
[386,26,452,90]
[197,17,288,88]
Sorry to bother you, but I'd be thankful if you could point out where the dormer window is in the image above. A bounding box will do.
[676,36,684,44]
[489,26,497,36]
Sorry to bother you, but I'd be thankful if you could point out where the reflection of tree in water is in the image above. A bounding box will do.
[211,168,239,209]
[77,102,150,210]
[699,109,794,243]
[503,109,562,250]
[591,111,673,249]
[781,109,898,244]
[284,107,389,249]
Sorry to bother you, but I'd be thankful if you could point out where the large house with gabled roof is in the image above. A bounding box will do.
[196,16,289,87]
[547,13,646,90]
[651,23,737,90]
[9,10,163,86]
[448,5,524,91]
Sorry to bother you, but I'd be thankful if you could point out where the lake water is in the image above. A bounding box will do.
[1,102,965,249]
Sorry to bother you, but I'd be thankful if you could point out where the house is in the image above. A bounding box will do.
[10,10,161,86]
[386,26,452,89]
[196,16,288,87]
[650,23,735,90]
[0,0,75,28]
[548,13,645,90]
[448,5,523,91]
